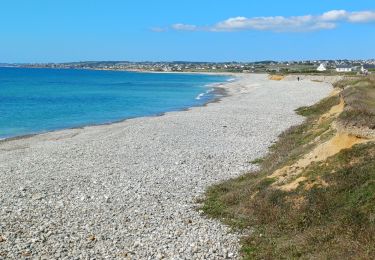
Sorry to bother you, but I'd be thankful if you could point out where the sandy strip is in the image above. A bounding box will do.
[0,74,331,259]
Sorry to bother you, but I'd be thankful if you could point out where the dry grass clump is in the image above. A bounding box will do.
[339,77,375,129]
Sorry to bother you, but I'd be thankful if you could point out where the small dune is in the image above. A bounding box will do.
[269,75,285,81]
[318,97,344,123]
[271,94,372,191]
[272,131,370,191]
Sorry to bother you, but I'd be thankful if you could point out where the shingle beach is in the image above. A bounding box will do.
[0,74,332,259]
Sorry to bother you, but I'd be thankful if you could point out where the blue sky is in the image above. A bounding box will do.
[0,0,374,63]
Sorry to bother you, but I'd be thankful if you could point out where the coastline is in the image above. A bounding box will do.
[0,74,332,258]
[0,71,235,143]
[12,65,240,77]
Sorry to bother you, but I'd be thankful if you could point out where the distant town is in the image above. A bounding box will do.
[2,60,375,74]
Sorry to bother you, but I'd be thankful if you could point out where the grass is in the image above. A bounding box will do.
[261,95,339,171]
[202,77,375,259]
[250,158,264,165]
[296,95,340,117]
[333,77,364,89]
[338,77,375,129]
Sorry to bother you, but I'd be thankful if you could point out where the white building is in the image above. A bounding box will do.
[361,64,375,74]
[317,63,327,72]
[336,65,352,73]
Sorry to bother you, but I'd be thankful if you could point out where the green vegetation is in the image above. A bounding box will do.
[338,77,375,129]
[249,158,264,165]
[333,77,364,90]
[203,77,375,259]
[296,95,340,117]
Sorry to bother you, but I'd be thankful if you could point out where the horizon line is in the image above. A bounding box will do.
[2,58,375,65]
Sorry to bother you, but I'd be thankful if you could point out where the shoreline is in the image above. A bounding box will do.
[7,65,241,76]
[2,65,241,77]
[0,75,332,258]
[0,72,235,143]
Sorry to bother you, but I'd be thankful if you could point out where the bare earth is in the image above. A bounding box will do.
[0,74,331,259]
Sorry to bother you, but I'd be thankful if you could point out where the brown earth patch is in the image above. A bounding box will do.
[270,131,370,191]
[269,75,285,81]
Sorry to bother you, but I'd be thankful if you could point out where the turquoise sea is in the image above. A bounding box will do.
[0,68,230,139]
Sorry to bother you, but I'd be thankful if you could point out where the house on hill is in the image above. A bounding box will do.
[361,64,375,74]
[362,64,375,70]
[317,63,327,72]
[336,65,352,73]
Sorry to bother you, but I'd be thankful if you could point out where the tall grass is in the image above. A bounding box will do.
[339,77,375,129]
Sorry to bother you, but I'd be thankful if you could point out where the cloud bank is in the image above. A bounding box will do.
[165,10,375,32]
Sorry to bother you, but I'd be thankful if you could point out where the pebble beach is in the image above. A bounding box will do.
[0,74,332,259]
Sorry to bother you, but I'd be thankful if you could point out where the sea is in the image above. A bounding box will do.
[0,67,230,139]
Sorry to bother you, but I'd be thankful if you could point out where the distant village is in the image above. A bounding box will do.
[7,59,375,74]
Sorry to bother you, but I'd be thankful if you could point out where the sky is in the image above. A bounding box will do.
[0,0,374,63]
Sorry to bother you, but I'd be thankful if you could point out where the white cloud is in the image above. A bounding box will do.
[348,11,375,22]
[171,23,198,31]
[320,10,348,21]
[169,10,375,33]
[320,10,375,23]
[213,15,326,32]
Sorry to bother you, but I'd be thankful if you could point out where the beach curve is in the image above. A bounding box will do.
[0,74,332,259]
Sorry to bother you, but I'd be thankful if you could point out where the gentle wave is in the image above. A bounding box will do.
[196,87,215,100]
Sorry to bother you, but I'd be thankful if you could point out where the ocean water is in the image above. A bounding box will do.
[0,68,230,139]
